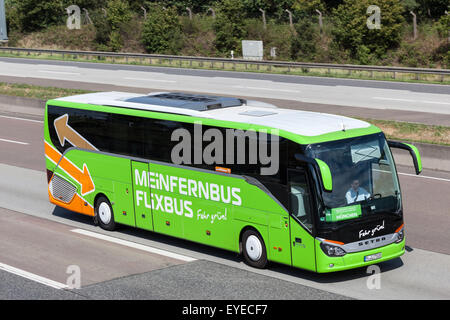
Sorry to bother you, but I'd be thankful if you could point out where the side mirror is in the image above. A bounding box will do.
[315,159,333,192]
[388,140,422,175]
[295,154,333,192]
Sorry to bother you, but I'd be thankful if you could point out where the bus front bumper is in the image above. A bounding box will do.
[315,238,406,273]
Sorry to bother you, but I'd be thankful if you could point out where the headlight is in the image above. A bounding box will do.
[320,242,347,257]
[395,227,405,243]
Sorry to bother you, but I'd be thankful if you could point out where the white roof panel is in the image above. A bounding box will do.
[53,91,371,137]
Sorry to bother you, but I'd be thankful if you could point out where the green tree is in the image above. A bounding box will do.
[292,0,325,15]
[290,19,318,61]
[156,0,216,14]
[331,0,405,62]
[414,0,449,19]
[240,0,295,21]
[11,0,65,32]
[141,5,183,54]
[106,0,132,32]
[434,11,450,39]
[92,0,132,52]
[213,0,247,55]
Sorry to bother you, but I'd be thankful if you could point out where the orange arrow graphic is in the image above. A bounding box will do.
[54,114,98,151]
[45,141,95,196]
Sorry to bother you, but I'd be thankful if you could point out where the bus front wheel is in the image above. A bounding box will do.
[242,229,267,269]
[95,196,117,231]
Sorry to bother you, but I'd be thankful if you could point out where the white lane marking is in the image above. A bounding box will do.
[372,97,450,105]
[38,70,81,75]
[233,85,300,93]
[0,262,68,290]
[422,100,450,106]
[0,115,43,123]
[0,138,29,145]
[124,77,177,83]
[398,172,450,182]
[71,229,197,262]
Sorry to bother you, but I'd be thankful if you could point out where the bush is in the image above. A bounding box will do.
[141,6,183,54]
[91,0,132,52]
[213,0,247,56]
[290,19,318,61]
[11,0,65,33]
[331,0,405,62]
[434,13,450,39]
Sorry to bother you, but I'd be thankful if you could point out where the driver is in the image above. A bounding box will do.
[346,179,370,204]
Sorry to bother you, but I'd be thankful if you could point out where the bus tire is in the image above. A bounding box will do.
[242,229,267,269]
[95,196,117,231]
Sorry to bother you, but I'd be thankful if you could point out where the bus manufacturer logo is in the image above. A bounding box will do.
[358,236,386,247]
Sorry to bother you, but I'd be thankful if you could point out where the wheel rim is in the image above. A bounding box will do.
[246,235,262,261]
[98,202,111,225]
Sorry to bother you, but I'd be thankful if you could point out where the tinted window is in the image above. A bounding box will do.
[47,105,289,207]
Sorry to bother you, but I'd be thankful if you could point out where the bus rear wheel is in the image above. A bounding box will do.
[242,229,267,269]
[95,196,117,231]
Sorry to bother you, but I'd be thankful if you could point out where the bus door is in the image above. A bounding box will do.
[132,161,153,231]
[288,169,316,272]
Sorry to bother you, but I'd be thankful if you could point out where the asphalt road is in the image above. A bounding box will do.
[0,57,449,116]
[0,112,449,300]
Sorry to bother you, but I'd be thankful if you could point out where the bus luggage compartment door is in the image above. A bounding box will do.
[132,161,153,231]
[289,217,316,272]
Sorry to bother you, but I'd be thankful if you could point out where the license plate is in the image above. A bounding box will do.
[364,252,382,262]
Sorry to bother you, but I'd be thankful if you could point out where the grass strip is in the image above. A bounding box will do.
[0,82,92,101]
[360,118,450,146]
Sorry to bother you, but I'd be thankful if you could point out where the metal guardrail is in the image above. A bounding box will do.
[0,46,449,81]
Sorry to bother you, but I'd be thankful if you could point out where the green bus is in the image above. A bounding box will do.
[44,91,422,273]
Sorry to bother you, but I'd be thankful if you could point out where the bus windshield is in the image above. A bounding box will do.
[305,133,401,224]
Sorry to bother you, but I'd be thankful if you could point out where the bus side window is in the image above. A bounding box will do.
[289,170,313,232]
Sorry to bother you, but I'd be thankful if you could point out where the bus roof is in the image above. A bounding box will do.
[52,91,372,137]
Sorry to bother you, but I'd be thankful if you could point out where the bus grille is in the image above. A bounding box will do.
[50,175,77,203]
